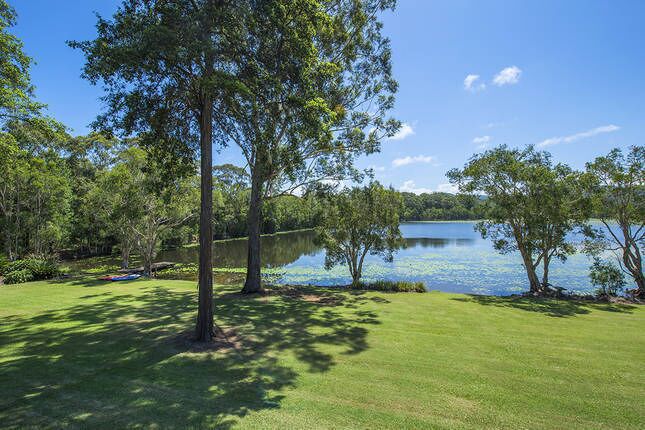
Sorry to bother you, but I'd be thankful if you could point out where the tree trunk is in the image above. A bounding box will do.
[635,275,645,299]
[541,255,550,290]
[195,99,214,342]
[242,167,263,293]
[143,253,152,277]
[620,225,644,299]
[519,247,541,294]
[120,238,131,270]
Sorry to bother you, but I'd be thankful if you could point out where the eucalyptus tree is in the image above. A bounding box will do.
[584,146,644,298]
[448,146,590,295]
[316,182,403,285]
[216,0,400,293]
[70,1,243,341]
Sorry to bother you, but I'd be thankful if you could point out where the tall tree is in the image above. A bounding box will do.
[216,0,400,293]
[448,146,590,295]
[70,1,242,341]
[584,146,644,298]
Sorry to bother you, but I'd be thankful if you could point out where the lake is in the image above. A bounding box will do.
[157,221,604,295]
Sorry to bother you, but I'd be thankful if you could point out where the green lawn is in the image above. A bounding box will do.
[0,278,643,429]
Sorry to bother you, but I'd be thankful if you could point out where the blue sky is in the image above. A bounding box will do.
[12,0,645,193]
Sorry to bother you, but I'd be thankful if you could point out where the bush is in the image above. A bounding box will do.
[26,259,60,279]
[2,258,59,285]
[352,280,426,293]
[4,269,35,285]
[589,259,625,297]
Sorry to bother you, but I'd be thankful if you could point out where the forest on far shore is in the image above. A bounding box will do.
[1,132,484,261]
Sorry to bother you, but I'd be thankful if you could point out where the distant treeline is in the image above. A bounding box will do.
[399,192,485,221]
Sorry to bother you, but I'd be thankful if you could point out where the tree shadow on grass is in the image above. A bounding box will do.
[0,284,381,428]
[451,294,638,318]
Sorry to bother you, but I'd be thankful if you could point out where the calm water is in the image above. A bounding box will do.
[157,222,605,295]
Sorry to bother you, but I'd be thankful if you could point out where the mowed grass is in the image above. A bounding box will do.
[0,278,643,429]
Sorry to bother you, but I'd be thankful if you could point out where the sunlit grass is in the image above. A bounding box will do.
[1,278,643,429]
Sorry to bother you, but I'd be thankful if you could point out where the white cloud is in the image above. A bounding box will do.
[399,180,458,195]
[389,123,415,140]
[368,165,386,172]
[472,135,491,149]
[464,74,485,92]
[400,180,434,194]
[436,183,459,194]
[536,125,620,148]
[472,135,490,144]
[493,66,522,86]
[392,155,435,168]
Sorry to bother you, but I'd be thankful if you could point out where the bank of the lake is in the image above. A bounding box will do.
[1,278,643,429]
[62,221,624,296]
[147,222,607,295]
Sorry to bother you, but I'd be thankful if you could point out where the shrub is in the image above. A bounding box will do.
[4,269,35,285]
[26,259,60,279]
[589,259,626,297]
[155,263,198,281]
[3,258,59,284]
[352,280,426,293]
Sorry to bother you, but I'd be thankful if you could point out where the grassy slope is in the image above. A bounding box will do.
[0,278,643,429]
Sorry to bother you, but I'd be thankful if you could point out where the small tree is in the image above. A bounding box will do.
[448,145,590,295]
[97,147,197,275]
[583,146,644,299]
[589,259,626,298]
[316,183,403,285]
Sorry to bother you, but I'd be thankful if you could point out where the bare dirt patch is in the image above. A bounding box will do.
[174,326,244,353]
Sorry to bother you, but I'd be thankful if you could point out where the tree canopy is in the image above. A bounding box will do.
[448,145,591,294]
[316,182,403,285]
[583,146,644,298]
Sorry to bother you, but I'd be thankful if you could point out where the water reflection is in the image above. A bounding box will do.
[136,222,606,295]
[404,237,475,249]
[157,229,476,268]
[159,230,320,268]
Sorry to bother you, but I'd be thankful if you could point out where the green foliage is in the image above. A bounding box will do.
[589,259,626,297]
[448,145,591,294]
[352,280,426,293]
[583,146,644,298]
[317,182,404,284]
[220,0,400,197]
[95,146,197,274]
[400,192,484,221]
[2,258,59,284]
[3,268,33,284]
[0,0,43,122]
[68,0,243,169]
[0,254,8,275]
[0,140,72,259]
[0,4,71,260]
